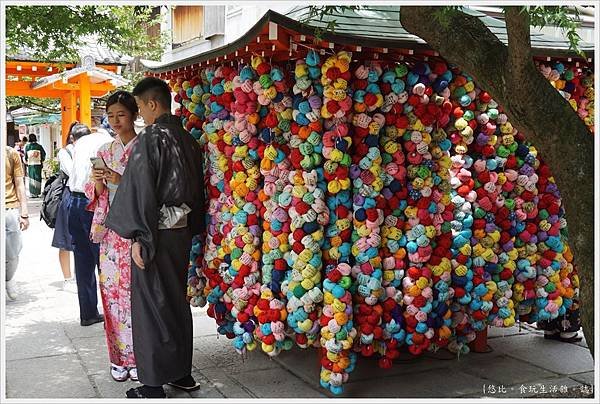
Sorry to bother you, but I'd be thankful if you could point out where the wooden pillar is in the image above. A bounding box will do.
[78,74,92,128]
[469,327,492,353]
[60,91,77,146]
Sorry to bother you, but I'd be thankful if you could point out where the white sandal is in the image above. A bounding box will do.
[111,364,129,382]
[128,367,138,381]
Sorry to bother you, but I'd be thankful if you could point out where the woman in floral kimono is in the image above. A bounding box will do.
[24,134,45,197]
[85,91,138,382]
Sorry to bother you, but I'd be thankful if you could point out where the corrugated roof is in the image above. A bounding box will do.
[286,6,594,53]
[7,36,131,66]
[143,6,594,73]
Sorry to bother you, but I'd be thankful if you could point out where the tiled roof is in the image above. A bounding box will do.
[7,36,131,66]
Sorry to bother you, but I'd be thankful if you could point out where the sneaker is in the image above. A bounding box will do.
[111,364,129,382]
[6,280,18,301]
[62,278,77,293]
[128,367,138,381]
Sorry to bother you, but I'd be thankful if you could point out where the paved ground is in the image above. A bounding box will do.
[2,199,596,399]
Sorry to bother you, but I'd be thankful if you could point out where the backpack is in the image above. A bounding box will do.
[40,171,68,228]
[40,148,72,228]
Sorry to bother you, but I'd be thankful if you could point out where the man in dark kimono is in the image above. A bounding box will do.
[105,77,205,398]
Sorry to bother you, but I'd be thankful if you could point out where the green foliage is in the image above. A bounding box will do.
[6,6,167,112]
[523,6,583,56]
[6,5,166,62]
[431,6,462,29]
[301,6,361,41]
[7,97,61,114]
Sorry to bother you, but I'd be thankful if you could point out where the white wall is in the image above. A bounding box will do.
[224,3,292,44]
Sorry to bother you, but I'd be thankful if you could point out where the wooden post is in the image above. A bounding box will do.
[469,326,491,353]
[60,91,77,146]
[78,74,92,128]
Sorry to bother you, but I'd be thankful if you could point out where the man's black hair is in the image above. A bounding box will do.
[28,134,37,142]
[70,123,92,141]
[132,77,172,110]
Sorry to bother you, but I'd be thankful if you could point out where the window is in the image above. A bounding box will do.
[172,6,204,47]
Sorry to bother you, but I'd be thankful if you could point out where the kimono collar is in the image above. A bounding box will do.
[115,134,138,153]
[156,113,182,126]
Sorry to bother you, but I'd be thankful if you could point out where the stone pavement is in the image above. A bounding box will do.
[2,199,596,399]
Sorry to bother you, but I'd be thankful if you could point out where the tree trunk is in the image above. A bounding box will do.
[400,6,594,357]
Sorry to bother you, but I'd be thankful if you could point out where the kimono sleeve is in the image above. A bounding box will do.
[105,132,160,266]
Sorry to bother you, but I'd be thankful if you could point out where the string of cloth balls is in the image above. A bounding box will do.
[179,52,591,395]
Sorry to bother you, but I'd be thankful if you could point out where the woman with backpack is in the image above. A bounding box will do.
[51,130,76,292]
[84,91,138,382]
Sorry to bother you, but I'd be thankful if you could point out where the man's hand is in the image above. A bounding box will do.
[19,217,29,231]
[131,241,145,269]
[104,169,121,185]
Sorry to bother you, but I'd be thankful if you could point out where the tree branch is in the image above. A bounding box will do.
[504,7,535,84]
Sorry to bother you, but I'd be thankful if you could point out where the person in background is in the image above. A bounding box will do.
[106,77,205,398]
[5,145,29,300]
[20,136,29,185]
[67,123,112,327]
[52,129,76,293]
[24,133,46,198]
[14,136,26,167]
[85,91,138,382]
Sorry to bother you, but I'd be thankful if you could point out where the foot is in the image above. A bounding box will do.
[167,375,201,392]
[6,280,18,301]
[62,278,77,293]
[544,332,583,343]
[128,367,138,381]
[111,364,129,382]
[80,314,104,327]
[126,385,166,398]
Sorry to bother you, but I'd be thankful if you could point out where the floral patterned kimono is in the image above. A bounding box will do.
[85,135,137,369]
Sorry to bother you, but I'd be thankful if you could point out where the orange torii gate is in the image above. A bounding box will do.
[6,55,129,145]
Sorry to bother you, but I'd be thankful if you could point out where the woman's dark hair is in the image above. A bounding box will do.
[21,136,28,142]
[106,90,139,116]
[29,134,37,142]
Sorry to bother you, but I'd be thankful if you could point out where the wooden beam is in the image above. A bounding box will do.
[6,79,109,98]
[6,61,75,70]
[87,81,117,92]
[272,25,290,51]
[5,68,54,78]
[49,82,80,91]
[5,81,63,98]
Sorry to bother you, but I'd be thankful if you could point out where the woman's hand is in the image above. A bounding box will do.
[104,169,121,185]
[91,168,105,183]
